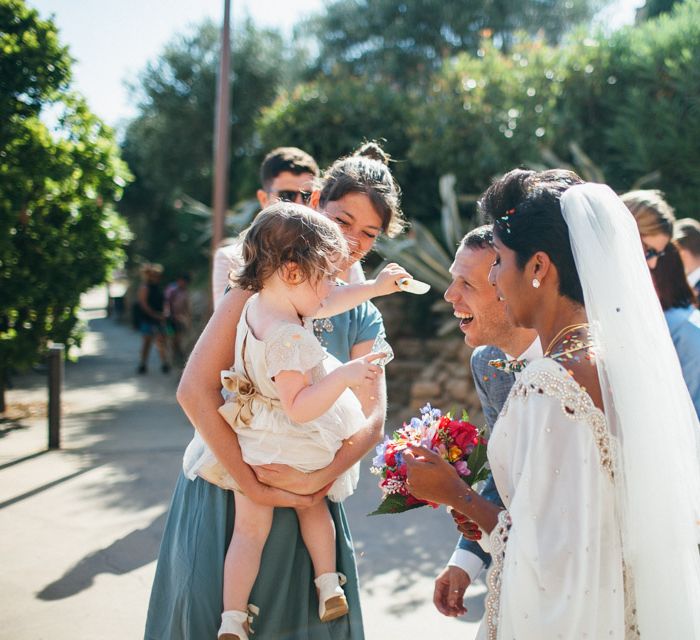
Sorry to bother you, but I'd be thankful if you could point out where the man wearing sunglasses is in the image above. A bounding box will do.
[256,146,319,208]
[212,147,320,304]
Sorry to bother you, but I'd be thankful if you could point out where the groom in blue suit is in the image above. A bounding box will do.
[433,225,540,617]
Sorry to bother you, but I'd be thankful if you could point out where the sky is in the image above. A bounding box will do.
[29,0,324,127]
[29,0,644,129]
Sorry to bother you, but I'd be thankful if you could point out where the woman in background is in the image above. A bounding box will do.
[624,190,700,418]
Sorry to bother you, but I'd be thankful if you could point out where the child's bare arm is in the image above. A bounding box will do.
[315,263,410,318]
[255,339,387,494]
[274,352,385,423]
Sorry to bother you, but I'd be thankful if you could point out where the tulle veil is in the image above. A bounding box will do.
[561,183,700,638]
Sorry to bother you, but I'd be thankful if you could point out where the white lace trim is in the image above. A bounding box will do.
[623,563,641,639]
[485,362,635,638]
[501,363,615,481]
[484,509,511,640]
[264,324,326,378]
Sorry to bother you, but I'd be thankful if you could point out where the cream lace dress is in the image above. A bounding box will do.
[183,296,365,502]
[478,357,639,640]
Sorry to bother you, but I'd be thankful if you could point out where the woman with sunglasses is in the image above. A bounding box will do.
[621,189,675,268]
[623,190,700,419]
[145,142,406,640]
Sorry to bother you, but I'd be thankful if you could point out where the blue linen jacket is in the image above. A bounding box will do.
[454,345,515,569]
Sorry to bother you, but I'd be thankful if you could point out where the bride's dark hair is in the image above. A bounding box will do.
[480,168,585,305]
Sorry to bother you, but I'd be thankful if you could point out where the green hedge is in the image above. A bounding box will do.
[257,1,700,222]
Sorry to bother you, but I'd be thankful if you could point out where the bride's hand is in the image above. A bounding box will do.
[252,463,332,495]
[404,445,466,506]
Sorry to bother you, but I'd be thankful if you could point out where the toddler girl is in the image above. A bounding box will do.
[183,202,409,640]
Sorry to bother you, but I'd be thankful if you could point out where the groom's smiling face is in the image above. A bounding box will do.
[445,245,514,349]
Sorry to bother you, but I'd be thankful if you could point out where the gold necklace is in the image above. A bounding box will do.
[543,322,590,357]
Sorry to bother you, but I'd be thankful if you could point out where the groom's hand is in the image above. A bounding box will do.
[434,565,469,617]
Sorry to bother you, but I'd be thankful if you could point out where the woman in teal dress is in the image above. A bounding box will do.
[145,142,406,640]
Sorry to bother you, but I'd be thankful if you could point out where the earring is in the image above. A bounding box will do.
[532,278,541,289]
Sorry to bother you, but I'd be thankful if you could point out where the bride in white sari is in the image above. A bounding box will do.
[405,170,700,639]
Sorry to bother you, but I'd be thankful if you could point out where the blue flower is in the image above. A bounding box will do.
[419,402,442,424]
[409,417,422,429]
[372,438,390,467]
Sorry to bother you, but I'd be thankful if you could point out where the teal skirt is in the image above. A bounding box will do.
[145,472,365,639]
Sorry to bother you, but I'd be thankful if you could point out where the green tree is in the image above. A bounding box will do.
[119,18,295,274]
[258,73,451,226]
[639,0,685,19]
[409,37,565,199]
[0,0,131,410]
[551,1,700,214]
[300,0,606,86]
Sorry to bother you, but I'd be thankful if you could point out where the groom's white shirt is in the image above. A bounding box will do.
[447,337,542,582]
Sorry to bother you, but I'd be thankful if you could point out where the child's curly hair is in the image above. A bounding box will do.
[232,202,349,292]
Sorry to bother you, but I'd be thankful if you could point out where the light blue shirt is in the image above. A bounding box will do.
[313,299,384,362]
[665,306,700,419]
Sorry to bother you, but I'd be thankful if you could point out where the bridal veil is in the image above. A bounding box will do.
[560,183,700,638]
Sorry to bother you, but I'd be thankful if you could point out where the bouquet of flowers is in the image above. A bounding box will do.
[369,403,489,515]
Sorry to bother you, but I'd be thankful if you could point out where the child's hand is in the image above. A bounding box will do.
[339,352,385,389]
[371,263,412,296]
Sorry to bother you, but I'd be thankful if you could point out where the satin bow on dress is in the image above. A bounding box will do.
[217,369,281,429]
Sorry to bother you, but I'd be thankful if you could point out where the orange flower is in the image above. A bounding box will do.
[448,445,463,462]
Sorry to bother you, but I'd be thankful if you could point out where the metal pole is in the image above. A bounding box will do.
[211,0,231,265]
[48,343,64,449]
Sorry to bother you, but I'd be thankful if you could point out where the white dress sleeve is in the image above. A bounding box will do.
[264,325,326,378]
[491,366,624,639]
[212,243,242,309]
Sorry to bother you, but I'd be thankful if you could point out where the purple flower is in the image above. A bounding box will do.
[454,460,470,476]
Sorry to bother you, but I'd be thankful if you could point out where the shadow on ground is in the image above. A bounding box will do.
[37,512,167,601]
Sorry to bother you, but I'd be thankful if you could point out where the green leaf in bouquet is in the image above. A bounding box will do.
[367,493,426,516]
[465,439,490,486]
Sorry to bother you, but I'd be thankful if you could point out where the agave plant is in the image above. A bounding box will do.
[374,145,660,336]
[174,194,259,247]
[373,174,480,335]
[374,174,467,292]
[534,142,660,190]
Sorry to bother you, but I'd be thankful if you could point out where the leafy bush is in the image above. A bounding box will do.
[0,1,131,408]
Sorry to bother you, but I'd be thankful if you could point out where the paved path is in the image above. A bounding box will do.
[0,291,482,639]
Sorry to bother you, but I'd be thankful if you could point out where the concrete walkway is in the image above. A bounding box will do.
[0,291,482,639]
